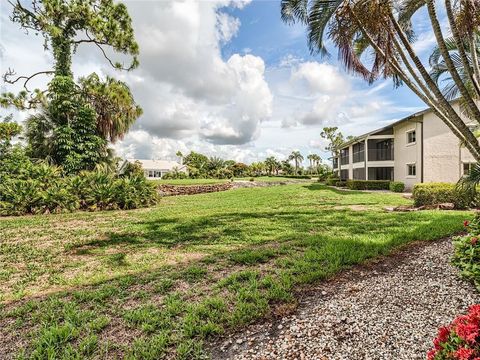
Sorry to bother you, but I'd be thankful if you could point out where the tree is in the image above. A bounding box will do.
[1,0,140,173]
[429,33,480,102]
[281,0,480,161]
[281,159,294,175]
[79,74,142,142]
[264,156,279,175]
[320,127,344,158]
[288,150,304,174]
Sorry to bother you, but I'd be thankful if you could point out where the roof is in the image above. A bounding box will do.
[125,159,186,171]
[335,106,430,151]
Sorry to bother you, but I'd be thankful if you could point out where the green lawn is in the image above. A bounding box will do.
[0,184,471,359]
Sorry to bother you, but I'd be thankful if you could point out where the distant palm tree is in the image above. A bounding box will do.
[312,154,322,167]
[307,154,314,168]
[264,156,278,176]
[176,150,184,164]
[288,151,304,174]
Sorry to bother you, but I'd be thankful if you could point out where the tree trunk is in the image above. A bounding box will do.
[427,1,480,124]
[444,0,480,97]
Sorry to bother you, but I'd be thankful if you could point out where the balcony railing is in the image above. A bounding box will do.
[368,148,394,161]
[353,150,365,163]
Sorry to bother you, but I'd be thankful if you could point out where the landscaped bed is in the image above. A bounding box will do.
[0,184,471,359]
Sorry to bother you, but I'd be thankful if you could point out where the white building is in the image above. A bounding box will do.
[333,101,477,190]
[120,159,187,179]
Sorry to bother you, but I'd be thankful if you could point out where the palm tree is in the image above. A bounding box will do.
[264,156,278,176]
[312,154,322,167]
[176,151,184,165]
[288,151,304,174]
[307,154,314,168]
[429,32,480,101]
[281,0,480,161]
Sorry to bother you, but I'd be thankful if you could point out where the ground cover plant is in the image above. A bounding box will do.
[0,183,470,359]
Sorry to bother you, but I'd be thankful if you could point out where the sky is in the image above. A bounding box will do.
[0,0,441,166]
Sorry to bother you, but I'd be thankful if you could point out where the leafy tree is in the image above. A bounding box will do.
[0,115,21,150]
[1,0,140,173]
[288,150,304,174]
[320,127,344,159]
[281,159,294,175]
[281,0,480,161]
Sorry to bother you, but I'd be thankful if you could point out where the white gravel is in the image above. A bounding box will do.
[211,238,480,360]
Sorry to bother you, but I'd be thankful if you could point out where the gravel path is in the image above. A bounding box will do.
[211,238,480,360]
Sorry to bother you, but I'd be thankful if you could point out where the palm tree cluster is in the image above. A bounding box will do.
[281,0,480,161]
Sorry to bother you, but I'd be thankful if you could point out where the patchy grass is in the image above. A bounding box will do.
[0,183,471,359]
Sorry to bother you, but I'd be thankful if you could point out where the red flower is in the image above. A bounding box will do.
[428,349,437,360]
[472,238,479,246]
[465,221,471,227]
[454,347,474,360]
[456,322,480,344]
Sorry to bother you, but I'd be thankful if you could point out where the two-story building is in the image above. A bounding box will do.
[332,102,477,190]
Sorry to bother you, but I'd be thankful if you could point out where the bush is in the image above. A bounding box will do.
[427,304,480,360]
[325,178,340,186]
[413,183,474,209]
[389,181,405,193]
[0,164,158,216]
[335,181,347,187]
[452,214,480,290]
[346,180,390,190]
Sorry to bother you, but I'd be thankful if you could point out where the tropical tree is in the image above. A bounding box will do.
[320,127,345,159]
[429,33,480,102]
[1,0,140,173]
[264,156,279,175]
[288,151,304,173]
[281,159,294,175]
[281,0,480,161]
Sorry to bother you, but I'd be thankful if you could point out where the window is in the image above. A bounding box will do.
[154,170,161,178]
[407,163,416,177]
[464,163,475,176]
[148,170,154,177]
[406,130,416,144]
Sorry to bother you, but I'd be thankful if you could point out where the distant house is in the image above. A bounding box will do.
[120,159,187,179]
[332,101,478,190]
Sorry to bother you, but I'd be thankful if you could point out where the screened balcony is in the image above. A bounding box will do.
[352,142,365,163]
[367,139,394,161]
[340,148,349,165]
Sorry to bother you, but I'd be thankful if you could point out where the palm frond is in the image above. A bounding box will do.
[281,0,309,24]
[307,0,343,56]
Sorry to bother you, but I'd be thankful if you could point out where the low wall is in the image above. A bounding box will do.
[157,183,234,196]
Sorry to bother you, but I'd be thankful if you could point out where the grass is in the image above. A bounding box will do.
[0,183,471,359]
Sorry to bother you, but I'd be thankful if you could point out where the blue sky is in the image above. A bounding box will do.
[0,0,440,165]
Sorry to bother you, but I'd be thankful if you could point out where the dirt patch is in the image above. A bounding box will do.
[333,204,371,211]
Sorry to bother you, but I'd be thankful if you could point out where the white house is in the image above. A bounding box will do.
[120,159,188,179]
[332,101,478,190]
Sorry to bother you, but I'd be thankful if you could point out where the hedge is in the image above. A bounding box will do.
[412,182,474,209]
[389,181,405,193]
[275,175,312,179]
[325,178,340,186]
[335,181,347,187]
[346,180,390,190]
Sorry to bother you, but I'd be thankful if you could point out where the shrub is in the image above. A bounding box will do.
[325,178,339,186]
[452,214,480,290]
[275,175,311,179]
[427,304,480,360]
[413,183,474,209]
[0,164,158,216]
[335,181,347,187]
[346,180,390,190]
[389,181,405,193]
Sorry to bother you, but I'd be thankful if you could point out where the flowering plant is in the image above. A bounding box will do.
[453,214,480,291]
[428,305,480,360]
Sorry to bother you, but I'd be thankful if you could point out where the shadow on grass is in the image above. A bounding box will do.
[3,206,467,359]
[302,183,363,195]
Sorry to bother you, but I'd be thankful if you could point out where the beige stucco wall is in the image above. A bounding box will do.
[393,118,422,190]
[422,107,464,184]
